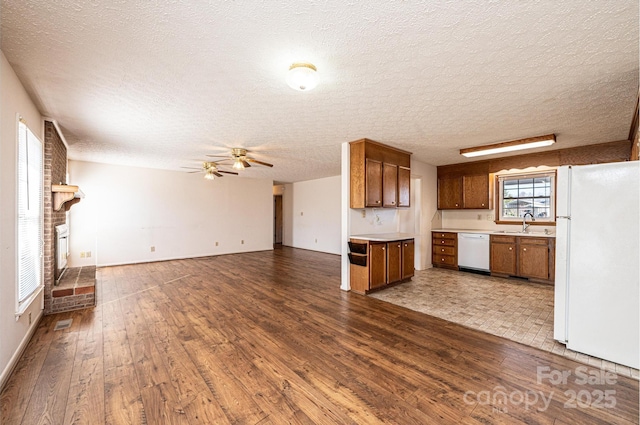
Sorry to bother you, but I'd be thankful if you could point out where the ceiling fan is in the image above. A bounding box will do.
[207,148,274,171]
[182,162,239,180]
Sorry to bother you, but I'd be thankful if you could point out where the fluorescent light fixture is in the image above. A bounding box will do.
[460,134,556,158]
[287,62,318,91]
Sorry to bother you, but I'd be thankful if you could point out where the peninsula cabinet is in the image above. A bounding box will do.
[350,138,412,209]
[490,235,555,283]
[349,237,415,294]
[437,173,490,210]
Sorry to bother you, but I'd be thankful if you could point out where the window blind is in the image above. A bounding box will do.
[17,120,43,308]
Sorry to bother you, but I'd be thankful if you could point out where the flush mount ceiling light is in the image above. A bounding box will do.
[287,62,318,91]
[460,134,556,158]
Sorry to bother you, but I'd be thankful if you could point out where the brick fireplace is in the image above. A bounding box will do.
[43,121,95,314]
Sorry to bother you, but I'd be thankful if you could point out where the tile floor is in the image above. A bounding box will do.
[370,267,639,379]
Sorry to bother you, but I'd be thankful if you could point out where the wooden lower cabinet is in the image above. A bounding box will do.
[432,232,458,269]
[490,235,555,283]
[402,239,415,279]
[490,236,517,275]
[387,241,402,283]
[349,237,414,294]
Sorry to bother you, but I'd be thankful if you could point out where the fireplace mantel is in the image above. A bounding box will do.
[52,184,84,211]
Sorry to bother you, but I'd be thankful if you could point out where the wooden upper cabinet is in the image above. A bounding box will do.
[365,159,383,207]
[438,173,490,210]
[398,166,410,207]
[350,139,411,209]
[438,176,462,209]
[463,174,489,209]
[383,163,398,207]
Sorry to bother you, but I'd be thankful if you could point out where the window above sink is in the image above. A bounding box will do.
[496,170,556,225]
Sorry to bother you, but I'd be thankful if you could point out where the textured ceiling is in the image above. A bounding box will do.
[1,1,638,183]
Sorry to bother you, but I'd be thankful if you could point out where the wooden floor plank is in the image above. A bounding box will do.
[1,247,637,424]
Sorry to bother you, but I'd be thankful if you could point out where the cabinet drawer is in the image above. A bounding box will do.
[433,238,456,247]
[491,235,517,243]
[519,237,550,246]
[432,232,456,240]
[433,246,456,256]
[433,255,456,267]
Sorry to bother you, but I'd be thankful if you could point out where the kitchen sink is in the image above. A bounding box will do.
[494,230,554,236]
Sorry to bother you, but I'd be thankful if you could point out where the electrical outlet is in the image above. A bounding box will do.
[361,210,366,218]
[487,213,494,221]
[150,246,155,252]
[215,242,219,246]
[477,214,482,220]
[300,211,304,216]
[315,238,317,243]
[86,251,91,258]
[241,240,244,244]
[80,252,85,258]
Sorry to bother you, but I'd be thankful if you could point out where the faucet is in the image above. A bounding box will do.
[522,212,535,232]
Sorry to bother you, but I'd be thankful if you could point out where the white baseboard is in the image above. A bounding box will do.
[0,309,44,392]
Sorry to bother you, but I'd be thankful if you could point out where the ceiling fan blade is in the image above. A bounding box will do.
[186,171,202,174]
[213,171,223,177]
[206,155,230,158]
[247,158,274,167]
[241,160,251,168]
[218,170,239,175]
[181,166,202,170]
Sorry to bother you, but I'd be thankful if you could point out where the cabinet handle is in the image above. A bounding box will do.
[509,247,512,251]
[481,203,485,207]
[441,248,445,252]
[441,241,445,244]
[405,244,408,247]
[376,200,380,204]
[523,248,527,252]
[397,244,401,248]
[441,258,445,261]
[391,201,395,205]
[455,203,459,206]
[382,247,385,251]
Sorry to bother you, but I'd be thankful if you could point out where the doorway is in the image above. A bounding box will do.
[274,195,283,245]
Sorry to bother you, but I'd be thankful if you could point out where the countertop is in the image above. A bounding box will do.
[431,228,555,238]
[350,232,415,242]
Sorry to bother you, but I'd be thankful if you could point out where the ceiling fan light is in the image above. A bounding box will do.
[204,169,216,180]
[232,159,245,170]
[287,62,318,91]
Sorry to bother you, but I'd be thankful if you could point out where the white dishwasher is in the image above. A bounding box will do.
[457,233,490,272]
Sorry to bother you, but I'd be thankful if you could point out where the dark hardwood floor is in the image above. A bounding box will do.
[1,247,638,424]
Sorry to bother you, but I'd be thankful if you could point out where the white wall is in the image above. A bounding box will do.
[280,176,341,255]
[68,160,273,267]
[410,158,438,270]
[0,52,45,389]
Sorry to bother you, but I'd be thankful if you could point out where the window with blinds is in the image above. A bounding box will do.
[17,119,43,314]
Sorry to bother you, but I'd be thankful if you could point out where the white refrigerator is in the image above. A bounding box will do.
[554,161,639,369]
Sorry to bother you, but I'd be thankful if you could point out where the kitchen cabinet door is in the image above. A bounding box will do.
[490,240,517,275]
[519,241,549,280]
[438,176,462,209]
[369,243,387,289]
[365,159,383,207]
[402,239,415,279]
[398,166,411,207]
[463,174,489,209]
[383,163,398,207]
[387,242,402,283]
